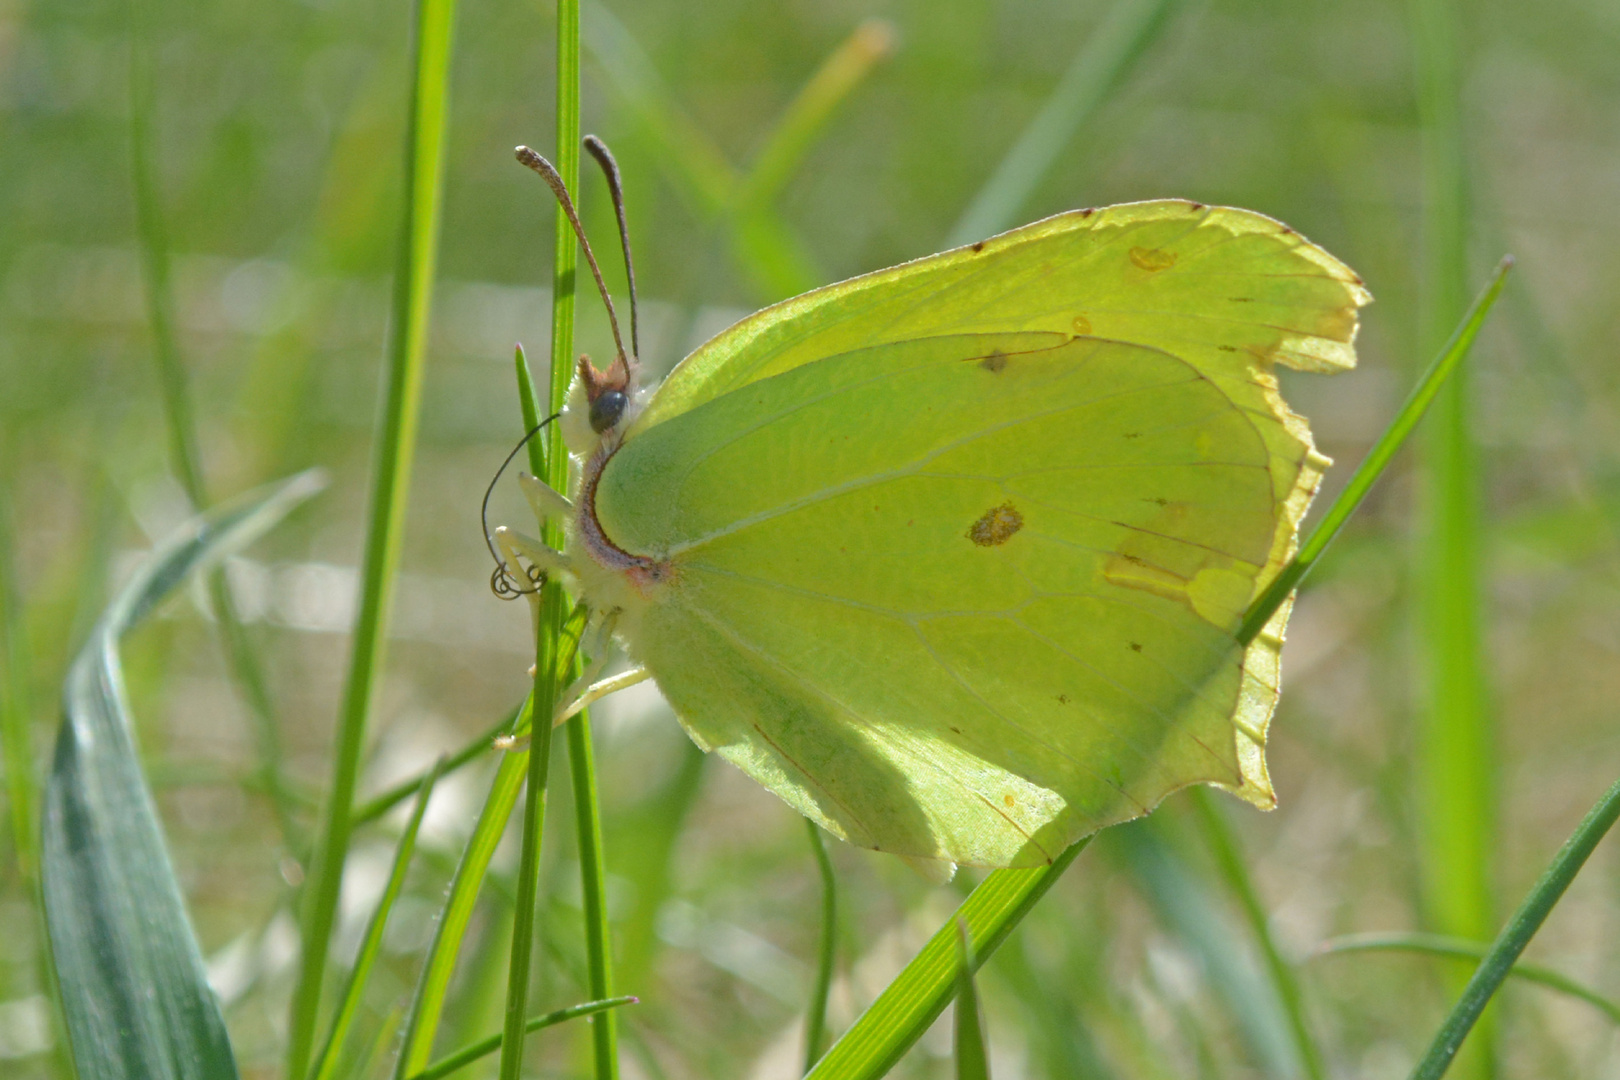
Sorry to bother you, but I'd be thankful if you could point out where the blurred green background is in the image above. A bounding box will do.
[4,0,1620,1076]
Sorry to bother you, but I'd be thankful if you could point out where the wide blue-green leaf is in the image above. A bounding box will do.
[41,470,324,1080]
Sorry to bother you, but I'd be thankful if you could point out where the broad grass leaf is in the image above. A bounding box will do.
[41,470,324,1080]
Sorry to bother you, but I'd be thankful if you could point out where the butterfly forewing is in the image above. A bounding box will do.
[598,333,1286,865]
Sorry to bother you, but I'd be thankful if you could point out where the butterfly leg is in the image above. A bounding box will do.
[517,471,574,527]
[553,666,652,726]
[546,609,618,719]
[493,525,572,583]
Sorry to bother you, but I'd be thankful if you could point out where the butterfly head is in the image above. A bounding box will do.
[564,350,647,455]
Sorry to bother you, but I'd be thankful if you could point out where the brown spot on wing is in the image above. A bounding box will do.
[979,350,1009,373]
[1130,246,1178,272]
[971,240,986,252]
[968,502,1023,547]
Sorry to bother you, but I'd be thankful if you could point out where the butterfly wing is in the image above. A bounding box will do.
[594,203,1365,865]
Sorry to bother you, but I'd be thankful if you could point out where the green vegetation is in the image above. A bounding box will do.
[4,0,1619,1077]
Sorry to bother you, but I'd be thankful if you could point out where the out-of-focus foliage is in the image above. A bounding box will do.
[4,0,1620,1076]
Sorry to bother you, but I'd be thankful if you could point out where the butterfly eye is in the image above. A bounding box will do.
[590,390,628,433]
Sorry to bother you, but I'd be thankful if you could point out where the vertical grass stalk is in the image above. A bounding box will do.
[126,0,300,851]
[393,703,532,1078]
[947,0,1180,248]
[285,0,459,1071]
[952,921,990,1080]
[310,759,444,1080]
[0,489,38,887]
[1411,0,1493,1073]
[1187,789,1326,1080]
[495,3,584,1075]
[804,821,838,1073]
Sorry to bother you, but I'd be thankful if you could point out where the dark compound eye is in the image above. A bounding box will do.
[589,390,628,433]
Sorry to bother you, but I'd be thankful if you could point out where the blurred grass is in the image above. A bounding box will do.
[6,0,1620,1076]
[286,0,460,1069]
[1410,0,1496,1075]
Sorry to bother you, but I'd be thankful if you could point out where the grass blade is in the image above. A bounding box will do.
[564,710,619,1078]
[1117,822,1301,1078]
[733,20,895,215]
[518,339,619,1080]
[128,0,299,856]
[804,821,838,1073]
[41,471,323,1080]
[407,997,638,1080]
[309,758,445,1080]
[495,0,580,1074]
[946,0,1182,248]
[0,488,39,888]
[728,20,895,300]
[1185,790,1326,1079]
[1238,258,1513,645]
[1406,775,1620,1078]
[1317,933,1620,1025]
[393,718,530,1077]
[1411,0,1492,1072]
[581,0,735,214]
[952,921,990,1080]
[805,840,1087,1079]
[351,711,510,828]
[285,0,460,1069]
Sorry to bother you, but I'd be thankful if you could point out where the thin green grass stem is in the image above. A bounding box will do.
[352,711,511,827]
[0,490,38,887]
[946,0,1180,248]
[952,921,990,1080]
[1317,932,1620,1025]
[1411,0,1492,1072]
[287,0,459,1071]
[408,997,637,1080]
[498,597,562,1080]
[518,346,618,1080]
[804,821,838,1073]
[496,2,582,1075]
[806,840,1088,1079]
[1406,774,1620,1078]
[581,1,734,215]
[310,759,444,1080]
[1238,257,1513,646]
[127,0,299,852]
[565,714,619,1078]
[733,20,893,215]
[1186,788,1325,1080]
[394,706,532,1078]
[727,19,893,299]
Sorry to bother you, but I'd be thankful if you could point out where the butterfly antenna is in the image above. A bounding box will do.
[515,145,629,365]
[481,413,560,599]
[583,135,638,359]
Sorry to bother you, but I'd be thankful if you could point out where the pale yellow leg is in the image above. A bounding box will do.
[517,471,573,526]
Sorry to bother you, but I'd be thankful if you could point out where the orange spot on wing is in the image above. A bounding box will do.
[968,503,1023,547]
[1072,314,1092,334]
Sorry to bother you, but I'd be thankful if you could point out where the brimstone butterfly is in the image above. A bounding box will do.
[495,142,1368,870]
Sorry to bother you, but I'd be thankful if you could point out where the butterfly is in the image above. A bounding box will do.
[493,138,1368,870]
